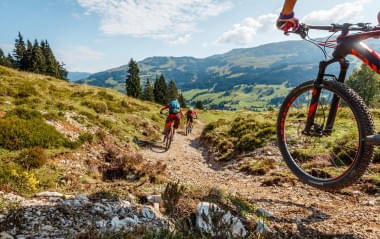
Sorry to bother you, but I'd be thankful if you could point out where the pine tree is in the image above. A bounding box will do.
[154,75,168,105]
[58,62,68,81]
[125,58,142,98]
[0,48,4,66]
[142,79,155,101]
[13,32,26,70]
[31,40,46,73]
[167,80,178,101]
[195,100,204,110]
[347,64,380,107]
[24,40,33,71]
[42,40,59,77]
[178,93,187,108]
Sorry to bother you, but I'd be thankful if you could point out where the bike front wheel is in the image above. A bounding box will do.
[277,80,375,191]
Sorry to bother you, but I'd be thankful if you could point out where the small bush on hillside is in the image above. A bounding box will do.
[70,90,93,98]
[230,117,275,152]
[81,100,108,114]
[162,181,186,216]
[0,116,69,150]
[99,118,113,129]
[106,101,125,113]
[8,107,42,120]
[56,102,74,111]
[239,159,276,176]
[97,90,114,101]
[0,162,39,194]
[43,111,62,121]
[17,147,47,169]
[0,85,16,97]
[16,83,38,98]
[78,132,94,144]
[0,161,61,196]
[79,111,97,121]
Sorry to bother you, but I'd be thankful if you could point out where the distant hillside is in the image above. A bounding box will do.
[78,39,380,110]
[67,72,91,82]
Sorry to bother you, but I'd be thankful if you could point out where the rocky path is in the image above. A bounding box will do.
[141,122,380,238]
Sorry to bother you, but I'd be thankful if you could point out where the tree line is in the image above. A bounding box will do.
[125,59,187,107]
[0,32,67,80]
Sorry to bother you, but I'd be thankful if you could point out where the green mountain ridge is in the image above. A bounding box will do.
[78,39,380,110]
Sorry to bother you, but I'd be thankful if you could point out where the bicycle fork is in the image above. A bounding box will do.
[303,58,349,136]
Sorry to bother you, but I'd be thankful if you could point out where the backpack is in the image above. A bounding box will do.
[169,100,180,114]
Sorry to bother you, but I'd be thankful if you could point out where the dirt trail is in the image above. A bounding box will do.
[140,122,380,238]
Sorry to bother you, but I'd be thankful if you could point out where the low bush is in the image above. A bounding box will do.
[17,147,47,169]
[0,162,39,194]
[78,132,94,144]
[230,117,275,152]
[201,115,275,160]
[162,181,186,216]
[97,90,114,101]
[16,83,38,98]
[0,161,61,195]
[8,107,42,120]
[0,116,69,150]
[81,100,108,114]
[239,159,276,176]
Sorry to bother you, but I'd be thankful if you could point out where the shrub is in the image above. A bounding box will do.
[17,147,47,169]
[79,111,97,121]
[0,162,39,194]
[230,117,275,152]
[78,132,94,144]
[8,107,42,120]
[239,159,276,176]
[162,181,186,216]
[0,116,69,150]
[97,90,114,101]
[56,102,74,111]
[81,100,108,114]
[16,83,37,98]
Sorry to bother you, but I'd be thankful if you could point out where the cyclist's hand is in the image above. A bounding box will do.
[277,13,299,35]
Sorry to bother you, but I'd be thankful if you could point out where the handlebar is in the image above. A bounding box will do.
[295,23,380,39]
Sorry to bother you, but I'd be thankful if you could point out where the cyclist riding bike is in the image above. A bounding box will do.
[160,98,183,140]
[186,107,198,132]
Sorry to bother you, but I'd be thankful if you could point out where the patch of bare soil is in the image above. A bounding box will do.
[140,121,380,238]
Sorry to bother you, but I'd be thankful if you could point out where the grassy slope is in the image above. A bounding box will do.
[0,66,167,196]
[184,83,291,111]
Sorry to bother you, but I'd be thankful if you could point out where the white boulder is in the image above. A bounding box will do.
[196,202,247,238]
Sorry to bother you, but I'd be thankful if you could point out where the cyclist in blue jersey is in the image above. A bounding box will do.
[160,98,183,139]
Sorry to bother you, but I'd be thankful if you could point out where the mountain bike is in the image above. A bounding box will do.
[277,22,380,191]
[163,114,174,150]
[185,117,197,136]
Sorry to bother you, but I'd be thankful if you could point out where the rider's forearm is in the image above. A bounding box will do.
[281,0,297,15]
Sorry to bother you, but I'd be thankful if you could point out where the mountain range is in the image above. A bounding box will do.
[77,39,380,110]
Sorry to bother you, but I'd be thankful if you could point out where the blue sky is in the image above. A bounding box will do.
[0,0,377,72]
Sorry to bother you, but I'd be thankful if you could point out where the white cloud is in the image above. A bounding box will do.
[77,0,233,42]
[57,46,104,72]
[302,0,372,25]
[170,34,192,45]
[217,13,277,45]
